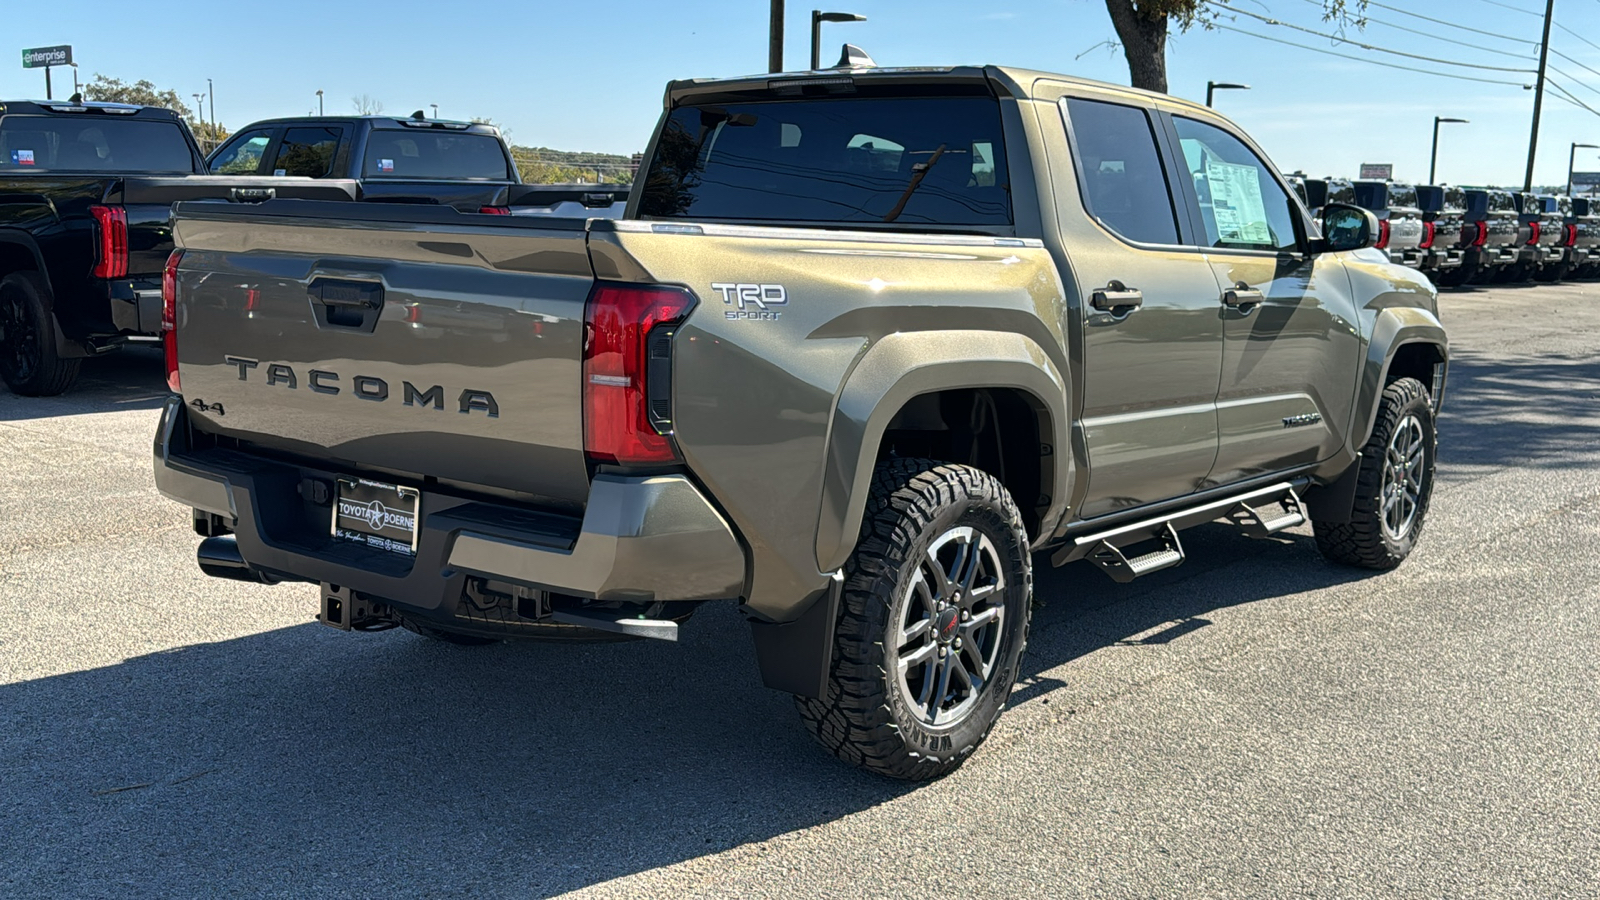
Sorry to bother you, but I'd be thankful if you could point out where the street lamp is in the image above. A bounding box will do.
[192,93,205,137]
[1567,142,1599,196]
[315,89,323,116]
[1429,117,1469,185]
[207,77,215,137]
[811,10,866,70]
[430,104,438,119]
[1205,81,1250,107]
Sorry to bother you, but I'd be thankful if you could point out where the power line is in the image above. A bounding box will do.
[1555,21,1600,57]
[1208,2,1539,72]
[1466,0,1543,17]
[1293,1,1537,59]
[1546,79,1600,119]
[1548,66,1600,100]
[1549,49,1600,86]
[1362,0,1541,46]
[1210,23,1534,86]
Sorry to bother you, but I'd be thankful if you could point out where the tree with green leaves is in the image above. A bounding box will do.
[82,75,192,118]
[1103,0,1366,94]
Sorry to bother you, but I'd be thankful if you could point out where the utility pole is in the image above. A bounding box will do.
[208,78,215,137]
[769,0,785,73]
[1525,0,1556,192]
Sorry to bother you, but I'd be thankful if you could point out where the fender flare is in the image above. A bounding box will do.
[814,329,1072,572]
[1350,306,1449,452]
[0,230,52,294]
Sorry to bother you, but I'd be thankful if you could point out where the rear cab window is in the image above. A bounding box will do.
[637,92,1012,229]
[0,115,195,173]
[362,129,510,180]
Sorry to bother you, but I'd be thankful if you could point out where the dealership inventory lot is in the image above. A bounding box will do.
[1,285,1598,898]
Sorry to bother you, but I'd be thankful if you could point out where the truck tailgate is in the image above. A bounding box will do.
[169,200,593,505]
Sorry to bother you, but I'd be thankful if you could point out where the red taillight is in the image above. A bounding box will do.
[1565,224,1579,247]
[91,205,128,279]
[1472,221,1489,247]
[582,282,695,465]
[1375,219,1391,250]
[1527,221,1541,246]
[1419,221,1436,250]
[162,249,183,393]
[478,206,511,215]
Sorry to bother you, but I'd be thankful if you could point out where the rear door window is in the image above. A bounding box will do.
[1061,98,1181,245]
[0,115,194,173]
[208,128,274,174]
[270,126,343,177]
[637,95,1012,228]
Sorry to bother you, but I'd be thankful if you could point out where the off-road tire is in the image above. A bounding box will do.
[1314,377,1436,570]
[795,459,1032,781]
[399,618,503,646]
[0,271,81,396]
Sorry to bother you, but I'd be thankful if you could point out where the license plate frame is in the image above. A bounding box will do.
[331,477,420,556]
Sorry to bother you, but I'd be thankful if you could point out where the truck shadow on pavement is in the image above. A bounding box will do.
[0,528,1379,898]
[0,346,169,421]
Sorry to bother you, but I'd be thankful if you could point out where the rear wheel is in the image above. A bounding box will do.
[1314,377,1435,570]
[795,459,1032,780]
[0,272,80,396]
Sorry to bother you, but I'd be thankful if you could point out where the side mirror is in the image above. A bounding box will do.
[1321,203,1380,252]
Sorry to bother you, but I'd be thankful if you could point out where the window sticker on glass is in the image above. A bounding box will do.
[378,158,395,173]
[273,168,287,176]
[13,149,35,165]
[1205,159,1272,245]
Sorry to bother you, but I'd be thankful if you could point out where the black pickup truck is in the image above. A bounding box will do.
[206,114,535,212]
[0,99,361,395]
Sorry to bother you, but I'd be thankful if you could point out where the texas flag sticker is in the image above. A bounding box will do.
[378,158,394,173]
[13,149,35,165]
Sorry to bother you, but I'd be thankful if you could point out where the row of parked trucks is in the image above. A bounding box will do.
[1285,176,1600,286]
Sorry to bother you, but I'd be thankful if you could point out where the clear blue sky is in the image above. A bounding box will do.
[6,0,1600,187]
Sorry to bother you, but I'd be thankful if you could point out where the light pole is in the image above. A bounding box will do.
[207,77,215,137]
[1428,117,1469,185]
[430,103,438,119]
[192,93,206,139]
[811,10,865,70]
[1568,142,1599,196]
[315,90,323,116]
[70,63,80,97]
[1205,81,1250,108]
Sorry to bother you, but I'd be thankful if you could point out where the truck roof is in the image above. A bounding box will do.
[664,64,1218,115]
[233,114,502,136]
[0,99,183,119]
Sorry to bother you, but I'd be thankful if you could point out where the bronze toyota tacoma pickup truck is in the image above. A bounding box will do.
[154,65,1448,779]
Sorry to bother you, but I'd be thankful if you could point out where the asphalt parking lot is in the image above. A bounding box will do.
[1,282,1597,899]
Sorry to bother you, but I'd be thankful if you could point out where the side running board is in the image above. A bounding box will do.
[1054,482,1308,581]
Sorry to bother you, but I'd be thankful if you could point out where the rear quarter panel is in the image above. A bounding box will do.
[592,223,1071,621]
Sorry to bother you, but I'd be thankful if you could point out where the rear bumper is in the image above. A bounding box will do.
[153,396,747,617]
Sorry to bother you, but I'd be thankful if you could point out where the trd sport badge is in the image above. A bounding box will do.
[711,283,788,320]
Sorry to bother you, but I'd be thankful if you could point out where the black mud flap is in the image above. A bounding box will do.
[1304,453,1363,525]
[748,572,842,700]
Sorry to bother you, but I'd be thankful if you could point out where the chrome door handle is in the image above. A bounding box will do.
[1223,283,1264,308]
[1091,280,1143,312]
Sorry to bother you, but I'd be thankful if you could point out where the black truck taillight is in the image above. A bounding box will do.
[582,282,695,465]
[162,249,184,392]
[90,205,128,279]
